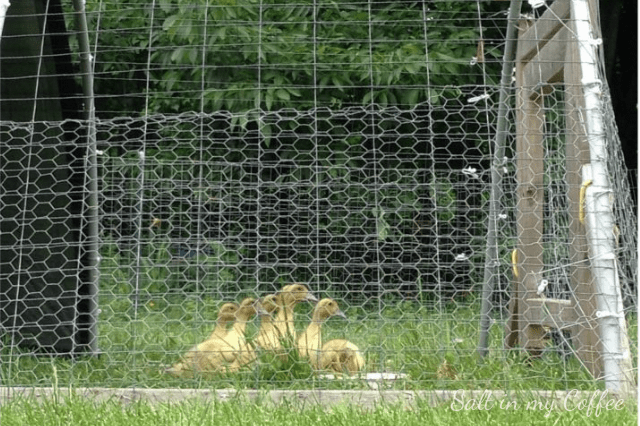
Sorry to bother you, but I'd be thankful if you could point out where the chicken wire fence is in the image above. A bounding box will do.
[0,0,636,392]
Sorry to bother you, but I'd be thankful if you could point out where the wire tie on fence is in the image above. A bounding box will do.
[602,354,625,361]
[455,253,469,261]
[527,0,546,9]
[588,37,603,46]
[96,150,104,155]
[591,187,613,198]
[467,93,490,104]
[597,252,616,261]
[469,56,478,66]
[493,156,509,174]
[461,166,480,179]
[595,311,624,319]
[139,150,145,159]
[581,78,602,94]
[536,279,549,295]
[498,213,507,220]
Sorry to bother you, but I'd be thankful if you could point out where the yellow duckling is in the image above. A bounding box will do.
[167,297,265,376]
[274,283,318,343]
[297,298,346,368]
[254,294,281,351]
[206,302,240,341]
[221,297,265,359]
[319,339,365,376]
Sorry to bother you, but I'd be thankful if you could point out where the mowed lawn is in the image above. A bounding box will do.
[0,391,636,426]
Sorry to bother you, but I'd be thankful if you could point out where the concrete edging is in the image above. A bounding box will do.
[0,387,635,409]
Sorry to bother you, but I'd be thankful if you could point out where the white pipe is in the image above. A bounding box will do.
[582,165,633,394]
[572,0,633,395]
[0,0,10,37]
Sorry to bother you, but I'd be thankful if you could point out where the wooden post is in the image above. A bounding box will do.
[509,16,547,354]
[505,0,623,382]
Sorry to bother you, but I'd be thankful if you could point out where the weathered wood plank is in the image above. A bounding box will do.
[525,298,578,329]
[523,27,568,94]
[517,0,571,63]
[506,18,547,355]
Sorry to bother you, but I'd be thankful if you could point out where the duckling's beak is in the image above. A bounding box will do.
[164,366,180,377]
[335,309,347,319]
[305,292,319,303]
[253,301,269,316]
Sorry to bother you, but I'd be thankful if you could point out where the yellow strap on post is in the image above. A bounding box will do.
[579,179,593,225]
[511,248,519,278]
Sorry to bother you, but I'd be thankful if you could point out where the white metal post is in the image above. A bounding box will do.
[571,0,634,395]
[0,0,10,37]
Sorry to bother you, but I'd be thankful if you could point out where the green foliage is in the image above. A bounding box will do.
[88,1,505,300]
[430,176,457,223]
[253,337,316,384]
[102,236,245,296]
[88,0,499,115]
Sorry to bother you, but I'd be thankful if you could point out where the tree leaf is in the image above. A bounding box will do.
[265,91,274,110]
[275,89,290,101]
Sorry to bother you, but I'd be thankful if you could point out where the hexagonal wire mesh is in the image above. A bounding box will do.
[0,0,636,392]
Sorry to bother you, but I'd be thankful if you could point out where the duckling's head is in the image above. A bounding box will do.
[237,297,268,320]
[260,294,279,316]
[217,302,240,323]
[278,283,318,307]
[312,298,346,323]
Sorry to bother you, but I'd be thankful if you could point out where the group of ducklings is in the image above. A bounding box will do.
[166,284,365,378]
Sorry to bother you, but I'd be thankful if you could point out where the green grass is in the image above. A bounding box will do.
[0,287,636,391]
[0,392,636,426]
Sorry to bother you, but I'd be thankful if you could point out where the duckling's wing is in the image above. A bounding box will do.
[319,339,365,375]
[256,321,282,351]
[207,324,228,341]
[298,323,323,367]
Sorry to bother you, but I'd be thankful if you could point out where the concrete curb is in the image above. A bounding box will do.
[0,387,635,409]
